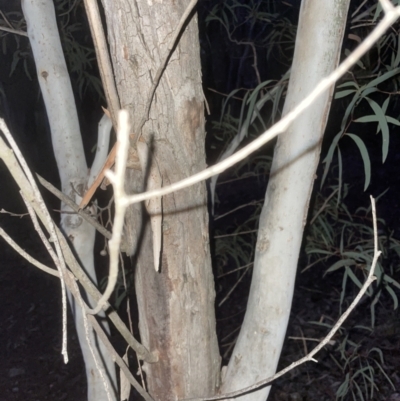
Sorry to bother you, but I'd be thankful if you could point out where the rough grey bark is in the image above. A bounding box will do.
[220,1,351,401]
[101,1,221,399]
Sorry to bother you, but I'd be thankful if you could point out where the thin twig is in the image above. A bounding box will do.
[67,271,113,401]
[86,110,130,315]
[63,268,155,401]
[124,5,400,206]
[83,0,120,129]
[217,262,253,279]
[87,313,155,401]
[0,227,59,277]
[0,118,69,364]
[182,196,380,401]
[0,26,28,37]
[214,229,257,239]
[36,174,112,240]
[21,192,69,363]
[218,265,251,307]
[310,188,339,225]
[214,200,263,221]
[0,122,157,364]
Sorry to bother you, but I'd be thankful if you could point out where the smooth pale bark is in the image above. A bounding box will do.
[101,0,221,399]
[21,1,117,400]
[221,1,350,400]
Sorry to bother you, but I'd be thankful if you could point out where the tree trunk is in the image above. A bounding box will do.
[101,0,221,399]
[21,1,117,400]
[221,1,350,400]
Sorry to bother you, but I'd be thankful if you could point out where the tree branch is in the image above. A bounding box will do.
[0,120,158,364]
[122,4,400,207]
[0,227,59,277]
[182,196,381,401]
[83,0,120,130]
[36,174,112,241]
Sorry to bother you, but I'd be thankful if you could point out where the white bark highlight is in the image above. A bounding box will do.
[89,113,113,187]
[21,1,117,400]
[137,140,163,271]
[221,2,351,401]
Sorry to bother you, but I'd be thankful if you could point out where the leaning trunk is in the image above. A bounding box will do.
[221,1,351,400]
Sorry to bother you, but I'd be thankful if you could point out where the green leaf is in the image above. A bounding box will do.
[325,259,356,275]
[353,115,380,123]
[321,132,342,188]
[385,285,398,309]
[383,274,400,289]
[394,33,400,68]
[385,116,400,126]
[364,67,400,89]
[345,266,363,289]
[336,373,350,398]
[218,88,241,126]
[359,87,377,99]
[365,98,390,162]
[345,134,371,191]
[335,89,356,99]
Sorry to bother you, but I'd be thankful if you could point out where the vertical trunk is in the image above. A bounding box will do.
[21,1,116,400]
[101,0,221,399]
[221,1,350,400]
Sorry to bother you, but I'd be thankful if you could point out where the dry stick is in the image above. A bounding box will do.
[79,0,121,210]
[0,118,70,364]
[86,313,155,401]
[36,174,112,240]
[183,196,381,401]
[79,143,117,209]
[20,193,70,364]
[79,0,198,209]
[85,110,131,315]
[218,265,251,307]
[69,272,114,401]
[83,0,120,130]
[309,188,339,225]
[123,4,400,207]
[63,265,154,401]
[0,129,157,364]
[0,211,153,399]
[0,227,59,277]
[0,26,28,36]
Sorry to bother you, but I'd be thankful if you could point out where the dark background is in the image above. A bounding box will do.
[0,1,399,400]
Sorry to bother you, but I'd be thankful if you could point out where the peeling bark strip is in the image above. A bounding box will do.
[137,139,163,272]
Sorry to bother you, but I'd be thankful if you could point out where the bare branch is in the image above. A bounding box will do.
[36,174,112,241]
[124,5,400,207]
[0,25,28,36]
[0,123,157,364]
[0,227,59,277]
[182,197,381,401]
[83,0,120,129]
[86,110,131,315]
[0,118,69,363]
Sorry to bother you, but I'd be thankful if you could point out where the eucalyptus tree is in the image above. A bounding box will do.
[4,1,397,401]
